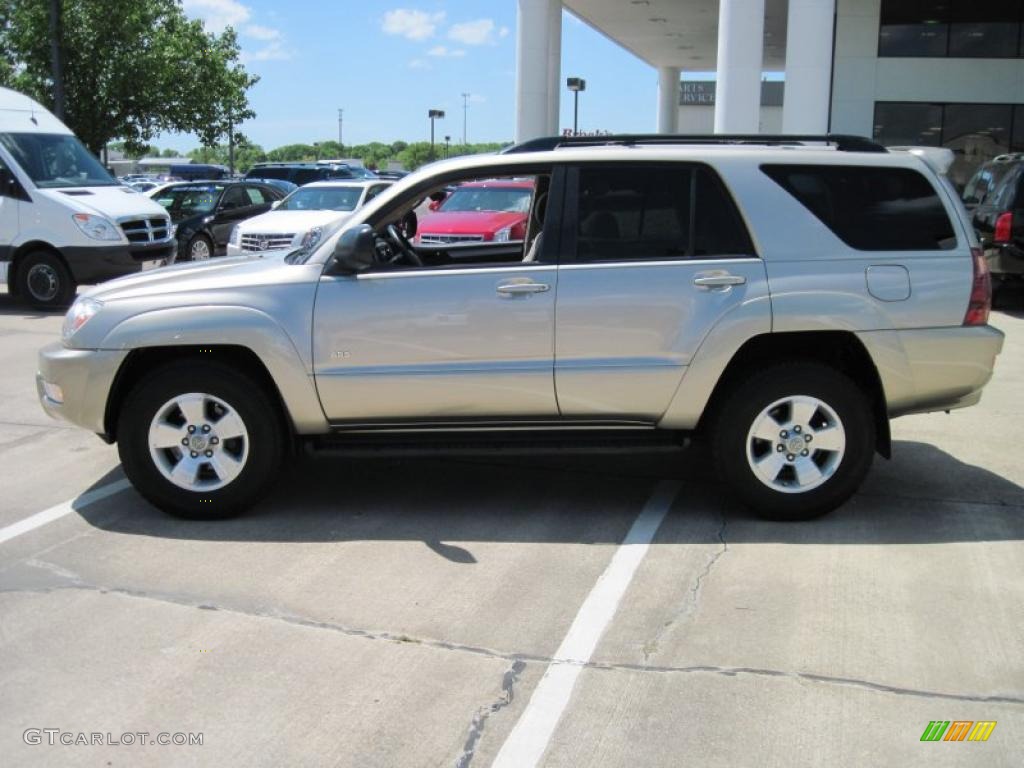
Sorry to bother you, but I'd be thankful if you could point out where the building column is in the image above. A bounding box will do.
[714,0,766,133]
[546,1,562,135]
[782,0,835,133]
[657,66,681,134]
[516,0,553,142]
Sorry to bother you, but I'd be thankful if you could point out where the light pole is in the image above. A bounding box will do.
[461,92,470,144]
[444,135,451,159]
[338,108,344,154]
[567,77,586,135]
[428,109,445,160]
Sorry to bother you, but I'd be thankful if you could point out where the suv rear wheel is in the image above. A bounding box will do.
[710,363,875,520]
[117,360,284,519]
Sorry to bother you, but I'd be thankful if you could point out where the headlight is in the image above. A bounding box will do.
[300,226,323,249]
[229,225,241,246]
[62,297,103,339]
[494,226,512,243]
[71,214,121,241]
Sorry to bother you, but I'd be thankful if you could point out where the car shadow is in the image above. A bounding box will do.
[74,440,1024,553]
[0,292,68,319]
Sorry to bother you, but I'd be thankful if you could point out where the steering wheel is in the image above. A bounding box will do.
[385,223,422,267]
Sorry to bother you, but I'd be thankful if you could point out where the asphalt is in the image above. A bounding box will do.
[1,287,1022,767]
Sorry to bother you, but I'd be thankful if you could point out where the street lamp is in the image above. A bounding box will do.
[444,135,451,159]
[428,109,445,160]
[567,77,586,135]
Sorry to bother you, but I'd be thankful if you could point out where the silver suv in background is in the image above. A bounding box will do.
[37,134,1003,521]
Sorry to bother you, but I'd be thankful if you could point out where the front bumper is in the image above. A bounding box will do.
[36,342,129,437]
[64,240,177,284]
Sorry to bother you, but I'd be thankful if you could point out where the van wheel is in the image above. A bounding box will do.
[16,251,76,309]
[117,360,284,519]
[185,234,213,261]
[710,363,875,521]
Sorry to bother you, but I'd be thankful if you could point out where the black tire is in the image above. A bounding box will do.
[117,360,285,519]
[184,234,214,261]
[15,250,76,309]
[710,363,875,521]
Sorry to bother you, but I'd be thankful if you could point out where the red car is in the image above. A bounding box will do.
[415,180,534,245]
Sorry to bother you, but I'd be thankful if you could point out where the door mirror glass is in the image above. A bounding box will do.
[329,224,377,275]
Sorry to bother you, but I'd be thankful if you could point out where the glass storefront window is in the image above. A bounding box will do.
[874,102,1020,189]
[879,0,952,57]
[949,0,1021,57]
[879,0,1024,57]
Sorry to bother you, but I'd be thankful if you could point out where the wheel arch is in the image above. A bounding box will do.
[697,331,891,459]
[98,305,328,441]
[9,241,67,295]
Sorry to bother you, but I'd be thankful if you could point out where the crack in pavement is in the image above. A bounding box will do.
[454,659,527,768]
[643,513,729,663]
[2,580,1022,707]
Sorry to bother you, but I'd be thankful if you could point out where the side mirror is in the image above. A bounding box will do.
[0,167,15,198]
[329,224,377,275]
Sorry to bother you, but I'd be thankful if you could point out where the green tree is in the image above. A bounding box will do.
[0,0,257,154]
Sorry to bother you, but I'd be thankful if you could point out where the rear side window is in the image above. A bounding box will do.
[575,164,754,261]
[762,164,956,251]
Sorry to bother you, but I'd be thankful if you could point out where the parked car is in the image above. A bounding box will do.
[0,87,174,308]
[149,181,285,261]
[244,162,374,186]
[226,179,392,257]
[128,180,161,193]
[39,133,1003,522]
[414,179,534,245]
[962,153,1024,298]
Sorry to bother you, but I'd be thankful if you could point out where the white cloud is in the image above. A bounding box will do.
[448,18,503,46]
[427,45,466,58]
[408,58,431,70]
[241,40,291,62]
[182,0,250,32]
[243,24,280,41]
[383,9,445,41]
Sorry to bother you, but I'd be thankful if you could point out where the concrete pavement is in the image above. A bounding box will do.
[0,291,1022,766]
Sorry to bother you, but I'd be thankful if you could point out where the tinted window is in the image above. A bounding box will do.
[950,0,1021,57]
[220,186,249,209]
[250,167,289,181]
[244,186,269,205]
[762,165,957,251]
[293,168,325,185]
[878,0,951,56]
[575,165,753,261]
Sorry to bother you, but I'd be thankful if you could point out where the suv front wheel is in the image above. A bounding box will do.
[711,363,875,520]
[117,360,284,519]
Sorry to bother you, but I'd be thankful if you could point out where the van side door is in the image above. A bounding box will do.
[553,163,770,420]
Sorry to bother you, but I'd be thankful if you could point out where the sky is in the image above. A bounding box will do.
[162,0,670,152]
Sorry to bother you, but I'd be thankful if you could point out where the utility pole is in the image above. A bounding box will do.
[48,0,65,119]
[461,93,470,144]
[428,109,445,161]
[227,117,235,175]
[338,108,344,154]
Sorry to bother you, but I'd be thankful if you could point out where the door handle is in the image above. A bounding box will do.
[496,281,550,297]
[693,274,746,289]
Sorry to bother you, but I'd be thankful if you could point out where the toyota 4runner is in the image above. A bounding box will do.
[37,134,1005,521]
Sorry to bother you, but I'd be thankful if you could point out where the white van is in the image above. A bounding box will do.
[0,87,175,308]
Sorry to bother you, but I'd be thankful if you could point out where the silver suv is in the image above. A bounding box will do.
[37,134,1004,521]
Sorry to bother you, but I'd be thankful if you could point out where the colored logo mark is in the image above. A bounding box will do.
[920,721,996,742]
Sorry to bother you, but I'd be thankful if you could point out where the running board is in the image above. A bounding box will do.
[306,429,688,458]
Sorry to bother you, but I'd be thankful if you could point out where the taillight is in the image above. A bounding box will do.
[994,211,1013,243]
[964,246,991,326]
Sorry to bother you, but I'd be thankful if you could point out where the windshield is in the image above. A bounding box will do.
[278,186,362,211]
[440,185,532,213]
[0,132,117,188]
[152,185,224,216]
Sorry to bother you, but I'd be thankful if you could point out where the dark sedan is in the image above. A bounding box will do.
[150,181,286,261]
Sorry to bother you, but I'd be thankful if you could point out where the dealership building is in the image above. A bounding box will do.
[516,0,1024,185]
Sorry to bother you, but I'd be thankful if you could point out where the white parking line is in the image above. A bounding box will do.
[491,479,680,768]
[0,479,132,545]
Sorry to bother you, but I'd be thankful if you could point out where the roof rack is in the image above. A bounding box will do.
[501,133,888,154]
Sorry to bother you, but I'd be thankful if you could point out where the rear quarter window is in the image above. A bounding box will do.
[761,164,957,251]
